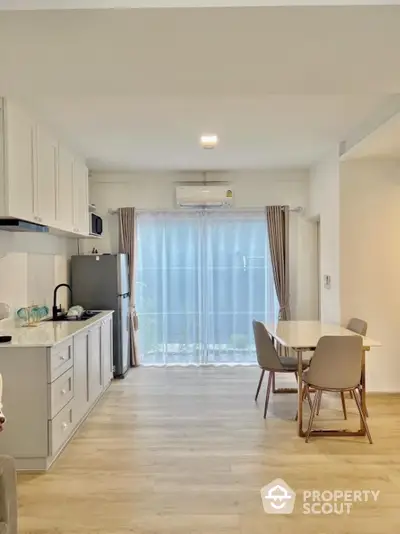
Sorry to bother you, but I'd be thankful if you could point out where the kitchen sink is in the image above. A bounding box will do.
[45,311,101,322]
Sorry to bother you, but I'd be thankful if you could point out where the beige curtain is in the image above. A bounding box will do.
[266,205,290,321]
[119,207,139,366]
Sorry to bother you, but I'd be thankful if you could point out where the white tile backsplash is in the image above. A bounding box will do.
[0,252,27,312]
[27,254,55,308]
[0,231,74,318]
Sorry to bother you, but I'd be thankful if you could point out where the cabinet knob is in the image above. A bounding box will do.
[60,354,67,361]
[62,422,68,431]
[61,389,67,395]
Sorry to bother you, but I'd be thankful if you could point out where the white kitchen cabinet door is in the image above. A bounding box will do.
[57,145,74,231]
[72,159,89,235]
[4,100,36,222]
[73,331,89,425]
[36,125,57,226]
[101,316,113,388]
[88,324,102,403]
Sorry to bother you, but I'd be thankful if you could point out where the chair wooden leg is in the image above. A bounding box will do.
[316,390,322,415]
[353,388,373,444]
[340,391,347,420]
[264,372,273,419]
[360,386,369,417]
[357,386,369,417]
[302,383,313,410]
[349,390,354,399]
[295,380,308,421]
[255,370,265,401]
[305,389,320,443]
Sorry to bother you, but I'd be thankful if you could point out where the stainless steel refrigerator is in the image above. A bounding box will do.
[71,253,130,377]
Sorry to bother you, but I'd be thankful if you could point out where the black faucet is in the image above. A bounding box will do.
[53,284,72,320]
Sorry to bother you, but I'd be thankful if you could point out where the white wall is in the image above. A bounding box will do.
[309,150,341,323]
[87,170,318,320]
[0,232,73,318]
[340,159,400,392]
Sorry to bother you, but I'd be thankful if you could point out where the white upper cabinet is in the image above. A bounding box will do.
[72,159,89,235]
[3,99,36,222]
[57,145,74,232]
[36,124,57,226]
[0,97,90,237]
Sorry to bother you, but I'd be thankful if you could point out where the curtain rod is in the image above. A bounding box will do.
[107,206,303,215]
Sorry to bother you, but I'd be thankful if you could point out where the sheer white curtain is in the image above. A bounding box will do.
[136,211,278,365]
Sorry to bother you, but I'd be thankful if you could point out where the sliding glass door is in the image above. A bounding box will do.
[136,211,277,365]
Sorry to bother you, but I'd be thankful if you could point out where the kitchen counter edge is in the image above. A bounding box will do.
[0,311,114,348]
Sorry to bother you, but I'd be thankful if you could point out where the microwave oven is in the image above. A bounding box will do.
[90,214,103,236]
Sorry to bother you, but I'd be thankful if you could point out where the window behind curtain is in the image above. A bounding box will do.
[136,211,278,365]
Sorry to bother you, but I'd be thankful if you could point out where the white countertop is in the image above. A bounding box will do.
[0,311,114,348]
[264,320,381,350]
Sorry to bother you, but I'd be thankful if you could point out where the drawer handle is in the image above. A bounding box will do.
[61,388,67,395]
[62,422,68,431]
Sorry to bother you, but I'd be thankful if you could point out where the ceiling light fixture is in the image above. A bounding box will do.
[200,134,218,149]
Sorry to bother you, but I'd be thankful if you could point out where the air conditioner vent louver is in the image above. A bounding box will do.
[175,184,234,209]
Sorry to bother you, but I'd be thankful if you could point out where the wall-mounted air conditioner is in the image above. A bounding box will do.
[175,184,234,208]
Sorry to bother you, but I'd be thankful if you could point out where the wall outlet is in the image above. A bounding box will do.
[323,275,331,289]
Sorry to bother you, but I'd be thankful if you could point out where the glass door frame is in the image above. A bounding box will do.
[136,208,274,366]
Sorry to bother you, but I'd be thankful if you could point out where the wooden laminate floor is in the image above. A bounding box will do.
[18,367,400,533]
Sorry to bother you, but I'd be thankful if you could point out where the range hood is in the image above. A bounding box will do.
[0,219,49,233]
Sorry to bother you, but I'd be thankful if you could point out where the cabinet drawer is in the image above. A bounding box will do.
[49,339,73,382]
[48,399,74,456]
[48,367,74,419]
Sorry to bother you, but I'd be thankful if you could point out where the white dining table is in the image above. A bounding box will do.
[264,320,381,438]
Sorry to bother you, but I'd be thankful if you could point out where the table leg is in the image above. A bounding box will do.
[359,349,367,435]
[296,350,305,437]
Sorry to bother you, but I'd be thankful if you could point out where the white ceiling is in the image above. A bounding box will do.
[0,7,399,171]
[342,113,400,160]
[27,95,385,171]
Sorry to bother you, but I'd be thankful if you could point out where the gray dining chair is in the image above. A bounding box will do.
[316,317,368,419]
[253,320,312,419]
[347,318,368,337]
[303,335,372,443]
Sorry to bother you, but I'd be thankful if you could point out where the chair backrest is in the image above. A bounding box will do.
[347,317,367,336]
[305,335,363,390]
[252,321,284,371]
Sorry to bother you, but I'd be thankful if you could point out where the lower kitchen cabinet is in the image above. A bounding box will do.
[88,323,102,403]
[0,312,114,471]
[73,330,90,425]
[101,315,113,387]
